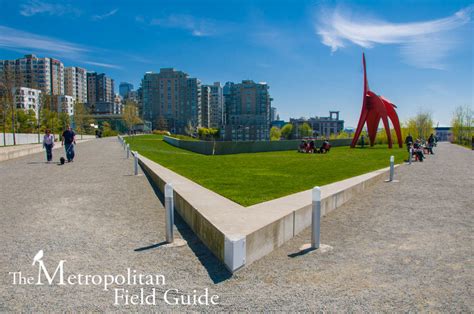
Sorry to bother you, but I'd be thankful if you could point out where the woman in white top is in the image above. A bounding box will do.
[43,129,55,162]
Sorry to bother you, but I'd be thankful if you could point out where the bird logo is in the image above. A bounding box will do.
[32,250,43,266]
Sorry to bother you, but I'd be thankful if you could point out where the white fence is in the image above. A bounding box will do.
[0,133,95,146]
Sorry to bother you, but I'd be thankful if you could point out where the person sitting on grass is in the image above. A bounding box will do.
[320,139,331,153]
[299,140,307,153]
[308,140,315,153]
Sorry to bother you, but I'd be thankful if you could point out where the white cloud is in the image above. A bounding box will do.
[0,25,87,57]
[315,5,473,69]
[0,25,120,69]
[81,61,122,69]
[148,14,219,37]
[20,0,81,17]
[92,8,119,21]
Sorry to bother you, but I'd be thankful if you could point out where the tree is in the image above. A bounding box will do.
[185,120,196,137]
[0,68,16,145]
[405,111,434,140]
[15,109,37,133]
[270,126,281,141]
[101,121,118,137]
[122,100,142,133]
[58,112,70,134]
[73,102,88,139]
[155,115,168,131]
[451,105,473,146]
[197,127,219,141]
[281,123,293,140]
[299,122,313,138]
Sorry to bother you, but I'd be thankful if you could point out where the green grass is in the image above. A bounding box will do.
[128,135,407,206]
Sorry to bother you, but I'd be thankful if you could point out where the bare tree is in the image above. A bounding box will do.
[0,67,16,145]
[451,105,473,145]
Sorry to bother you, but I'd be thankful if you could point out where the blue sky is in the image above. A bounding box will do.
[0,0,472,127]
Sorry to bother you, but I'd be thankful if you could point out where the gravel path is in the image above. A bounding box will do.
[0,139,472,311]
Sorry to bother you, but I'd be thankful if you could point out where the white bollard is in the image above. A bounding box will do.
[126,144,130,159]
[164,183,174,243]
[133,151,139,175]
[311,187,321,249]
[389,155,395,181]
[409,148,412,165]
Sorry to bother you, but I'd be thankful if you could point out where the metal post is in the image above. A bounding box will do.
[389,155,394,181]
[126,144,130,159]
[409,148,412,165]
[134,151,139,175]
[311,186,321,249]
[164,183,174,243]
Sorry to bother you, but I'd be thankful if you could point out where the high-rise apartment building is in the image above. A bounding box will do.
[87,72,115,114]
[141,68,201,132]
[0,54,54,94]
[119,82,134,98]
[200,85,211,128]
[201,82,223,128]
[185,77,201,128]
[114,94,124,115]
[50,58,64,96]
[270,107,277,121]
[64,66,87,103]
[223,80,271,141]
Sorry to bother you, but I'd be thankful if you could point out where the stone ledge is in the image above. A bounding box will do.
[0,139,93,162]
[138,154,398,272]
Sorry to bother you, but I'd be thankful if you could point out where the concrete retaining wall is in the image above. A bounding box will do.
[1,133,95,146]
[136,150,397,272]
[0,139,93,162]
[163,136,353,155]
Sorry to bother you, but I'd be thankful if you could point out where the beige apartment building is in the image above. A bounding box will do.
[65,66,88,104]
[0,54,53,94]
[142,68,201,133]
[223,80,271,141]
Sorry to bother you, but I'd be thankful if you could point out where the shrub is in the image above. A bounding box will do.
[153,130,171,136]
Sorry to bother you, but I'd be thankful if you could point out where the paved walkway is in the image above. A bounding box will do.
[0,139,472,311]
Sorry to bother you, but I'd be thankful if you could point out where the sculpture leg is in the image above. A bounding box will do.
[367,110,379,146]
[386,104,403,148]
[351,107,368,148]
[381,115,393,148]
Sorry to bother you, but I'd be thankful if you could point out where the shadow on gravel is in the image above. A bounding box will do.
[134,241,168,251]
[141,170,232,284]
[288,247,316,258]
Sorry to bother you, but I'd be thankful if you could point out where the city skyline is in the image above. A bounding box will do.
[0,0,472,127]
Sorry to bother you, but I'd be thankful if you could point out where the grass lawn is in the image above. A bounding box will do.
[127,135,407,206]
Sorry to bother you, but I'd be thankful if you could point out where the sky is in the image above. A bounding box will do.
[0,0,472,127]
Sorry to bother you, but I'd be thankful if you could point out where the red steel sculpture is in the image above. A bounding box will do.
[351,53,403,148]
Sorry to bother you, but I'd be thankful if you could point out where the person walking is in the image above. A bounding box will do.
[42,129,55,163]
[428,133,435,154]
[405,133,413,147]
[62,125,76,162]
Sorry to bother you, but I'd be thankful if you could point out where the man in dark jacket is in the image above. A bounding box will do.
[405,134,413,147]
[62,126,76,162]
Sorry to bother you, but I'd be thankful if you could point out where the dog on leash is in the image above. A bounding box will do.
[60,157,66,165]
